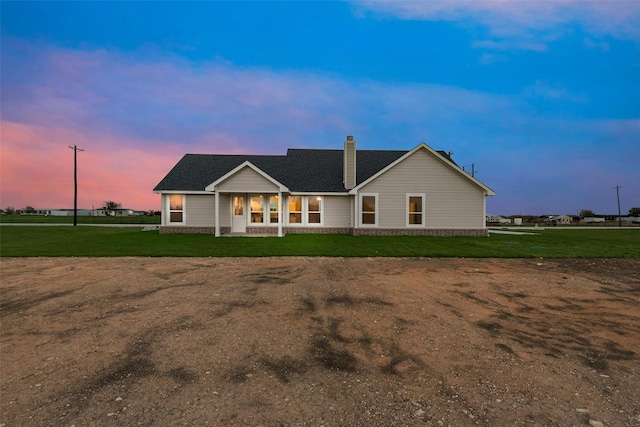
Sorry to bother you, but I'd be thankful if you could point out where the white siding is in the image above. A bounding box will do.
[185,194,215,227]
[216,167,279,192]
[359,149,486,229]
[218,193,231,227]
[161,194,168,225]
[323,196,351,227]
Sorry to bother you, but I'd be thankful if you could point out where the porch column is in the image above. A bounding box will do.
[214,191,220,237]
[161,194,166,226]
[278,191,283,237]
[354,193,359,229]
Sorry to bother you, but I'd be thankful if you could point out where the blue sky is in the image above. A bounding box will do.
[1,1,639,215]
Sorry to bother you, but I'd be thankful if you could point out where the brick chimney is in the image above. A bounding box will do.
[344,135,356,189]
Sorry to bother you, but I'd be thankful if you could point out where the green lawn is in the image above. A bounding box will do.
[1,226,638,257]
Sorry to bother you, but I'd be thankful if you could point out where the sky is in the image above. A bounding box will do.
[1,1,639,216]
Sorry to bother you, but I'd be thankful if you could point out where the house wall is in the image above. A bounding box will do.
[323,196,352,227]
[185,194,215,227]
[165,193,351,233]
[216,167,280,193]
[218,193,231,227]
[358,149,486,229]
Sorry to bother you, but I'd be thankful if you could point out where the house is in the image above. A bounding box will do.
[153,136,495,237]
[32,209,94,217]
[486,214,511,224]
[551,215,572,225]
[542,215,573,225]
[581,216,605,224]
[95,208,139,217]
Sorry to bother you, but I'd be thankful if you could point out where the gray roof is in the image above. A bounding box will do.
[153,148,454,193]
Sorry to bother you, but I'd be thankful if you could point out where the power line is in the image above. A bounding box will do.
[462,163,477,177]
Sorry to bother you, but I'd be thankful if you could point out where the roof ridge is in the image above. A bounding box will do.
[286,148,342,152]
[183,153,286,157]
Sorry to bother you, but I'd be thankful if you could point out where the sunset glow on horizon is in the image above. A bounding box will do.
[2,1,638,215]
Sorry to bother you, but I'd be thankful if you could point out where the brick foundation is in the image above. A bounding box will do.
[160,226,488,237]
[352,228,489,237]
[283,227,353,235]
[245,227,279,235]
[159,226,216,234]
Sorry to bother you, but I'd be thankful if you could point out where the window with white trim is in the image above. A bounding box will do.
[308,196,322,224]
[250,194,265,223]
[169,194,184,223]
[407,193,425,227]
[269,195,279,224]
[288,196,302,224]
[360,193,378,226]
[287,195,323,225]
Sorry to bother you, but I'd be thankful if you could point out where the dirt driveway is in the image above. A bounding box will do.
[1,257,639,426]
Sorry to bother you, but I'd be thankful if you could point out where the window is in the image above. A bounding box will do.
[288,196,302,224]
[250,194,264,223]
[407,194,424,226]
[360,194,377,226]
[169,194,184,223]
[269,195,279,224]
[233,196,244,216]
[308,196,322,224]
[287,195,323,225]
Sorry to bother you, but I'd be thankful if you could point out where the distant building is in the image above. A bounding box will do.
[486,214,511,224]
[581,217,605,223]
[26,209,93,217]
[551,215,572,225]
[28,208,140,217]
[622,216,640,224]
[94,208,139,217]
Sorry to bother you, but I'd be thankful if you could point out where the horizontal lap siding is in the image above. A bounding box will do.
[360,149,485,229]
[185,195,215,227]
[426,191,484,229]
[216,167,279,192]
[218,193,231,227]
[323,196,351,227]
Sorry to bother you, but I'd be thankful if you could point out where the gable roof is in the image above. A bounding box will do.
[153,154,285,193]
[205,161,289,192]
[350,143,495,196]
[153,146,459,193]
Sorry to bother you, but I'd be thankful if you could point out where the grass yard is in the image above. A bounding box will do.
[1,226,638,257]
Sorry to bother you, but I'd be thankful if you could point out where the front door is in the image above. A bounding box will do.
[231,195,246,233]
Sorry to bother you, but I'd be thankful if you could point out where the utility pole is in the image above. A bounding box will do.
[462,163,476,177]
[613,185,622,227]
[69,145,85,226]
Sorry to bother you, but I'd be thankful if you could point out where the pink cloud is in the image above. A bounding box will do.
[0,121,186,210]
[3,42,358,152]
